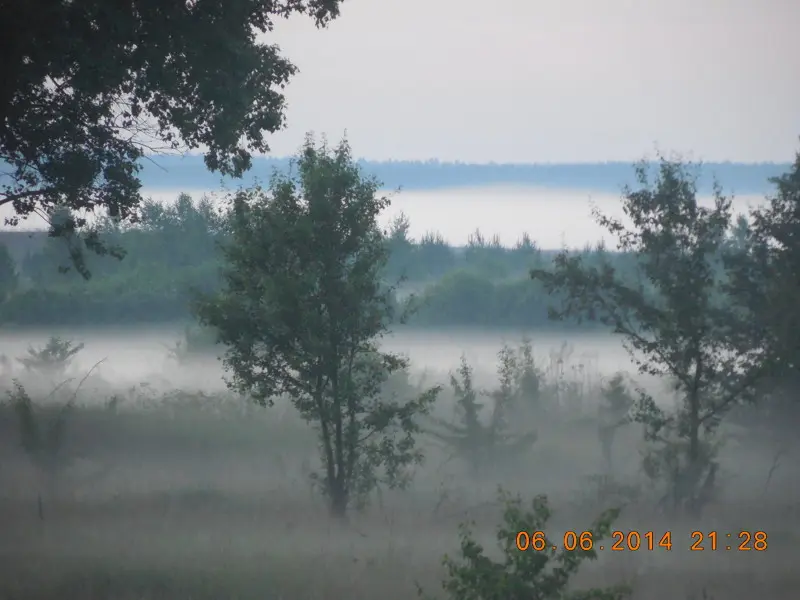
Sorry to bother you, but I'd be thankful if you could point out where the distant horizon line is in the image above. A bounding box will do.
[133,155,792,196]
[141,154,793,167]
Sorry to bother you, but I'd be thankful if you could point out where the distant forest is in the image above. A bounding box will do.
[136,155,791,195]
[0,187,751,329]
[0,156,785,329]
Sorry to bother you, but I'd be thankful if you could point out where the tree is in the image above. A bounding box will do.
[723,147,800,434]
[426,348,537,476]
[596,372,635,472]
[17,336,85,381]
[723,214,751,256]
[385,211,415,279]
[727,147,800,377]
[0,242,18,301]
[1,0,343,277]
[8,361,114,521]
[10,380,75,520]
[194,137,440,518]
[532,157,764,515]
[417,231,457,277]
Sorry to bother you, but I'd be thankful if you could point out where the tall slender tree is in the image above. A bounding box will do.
[532,157,764,514]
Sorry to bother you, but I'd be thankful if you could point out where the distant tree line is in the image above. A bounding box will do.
[135,155,791,195]
[0,188,752,329]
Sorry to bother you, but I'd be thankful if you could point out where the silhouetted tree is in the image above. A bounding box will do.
[533,156,765,515]
[194,136,440,518]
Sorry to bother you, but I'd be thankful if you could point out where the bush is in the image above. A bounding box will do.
[426,346,538,475]
[16,336,85,379]
[421,489,631,600]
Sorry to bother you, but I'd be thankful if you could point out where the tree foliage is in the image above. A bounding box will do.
[0,0,343,277]
[2,157,794,331]
[427,348,537,475]
[0,242,17,301]
[596,372,635,471]
[0,196,619,328]
[727,147,800,377]
[532,157,764,515]
[194,137,440,517]
[10,380,75,486]
[421,490,630,600]
[17,336,85,381]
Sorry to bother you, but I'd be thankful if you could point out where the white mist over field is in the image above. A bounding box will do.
[142,185,766,249]
[0,183,768,247]
[0,326,668,409]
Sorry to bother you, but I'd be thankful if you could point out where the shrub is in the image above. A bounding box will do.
[420,489,632,600]
[427,349,536,476]
[16,336,84,379]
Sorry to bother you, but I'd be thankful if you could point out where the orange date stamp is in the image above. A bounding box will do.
[515,530,768,552]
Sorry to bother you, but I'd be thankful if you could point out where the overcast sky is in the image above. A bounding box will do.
[259,0,800,163]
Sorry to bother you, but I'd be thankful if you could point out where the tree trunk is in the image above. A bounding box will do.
[686,388,704,517]
[598,424,616,472]
[328,480,349,520]
[688,389,700,464]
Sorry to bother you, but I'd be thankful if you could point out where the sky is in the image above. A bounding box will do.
[256,0,800,163]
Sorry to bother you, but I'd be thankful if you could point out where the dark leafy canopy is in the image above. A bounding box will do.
[195,137,439,516]
[199,138,398,404]
[0,0,342,277]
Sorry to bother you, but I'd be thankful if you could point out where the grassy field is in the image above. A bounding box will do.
[0,360,798,600]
